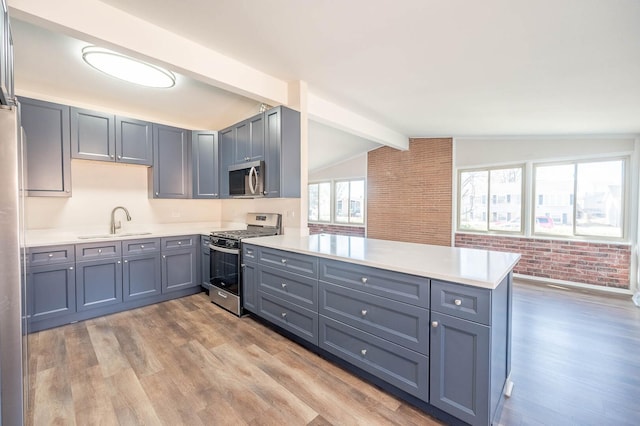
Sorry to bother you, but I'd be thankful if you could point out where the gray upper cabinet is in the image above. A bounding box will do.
[19,97,71,197]
[218,127,233,198]
[70,107,152,166]
[150,123,191,198]
[192,130,219,198]
[70,107,114,162]
[116,116,153,165]
[233,113,264,163]
[264,106,301,198]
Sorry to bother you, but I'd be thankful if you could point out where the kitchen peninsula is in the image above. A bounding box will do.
[242,234,520,426]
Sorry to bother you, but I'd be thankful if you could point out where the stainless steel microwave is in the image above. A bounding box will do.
[229,160,265,198]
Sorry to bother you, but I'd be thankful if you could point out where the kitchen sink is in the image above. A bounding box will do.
[77,232,152,239]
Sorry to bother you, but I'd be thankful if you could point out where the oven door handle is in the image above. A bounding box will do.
[209,245,240,255]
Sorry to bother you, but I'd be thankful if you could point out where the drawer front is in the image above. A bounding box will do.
[162,235,196,251]
[319,281,428,354]
[319,316,428,401]
[201,235,211,248]
[431,280,491,325]
[123,238,160,255]
[29,245,75,266]
[258,247,318,278]
[257,292,318,345]
[319,259,429,307]
[76,241,121,261]
[258,265,318,311]
[242,244,258,262]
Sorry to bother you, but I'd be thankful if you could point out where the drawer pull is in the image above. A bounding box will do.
[361,349,367,356]
[48,253,53,258]
[178,241,182,245]
[432,321,439,328]
[361,309,367,316]
[124,260,128,263]
[281,283,287,289]
[98,249,102,253]
[281,312,287,319]
[141,245,145,249]
[217,291,228,299]
[117,260,121,264]
[281,259,287,264]
[361,277,368,284]
[69,266,74,271]
[454,299,462,306]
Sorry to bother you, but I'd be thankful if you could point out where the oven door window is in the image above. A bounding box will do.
[210,247,239,295]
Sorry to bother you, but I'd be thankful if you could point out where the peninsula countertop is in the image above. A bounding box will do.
[245,234,521,290]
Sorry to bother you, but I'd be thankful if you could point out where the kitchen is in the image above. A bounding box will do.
[1,1,640,425]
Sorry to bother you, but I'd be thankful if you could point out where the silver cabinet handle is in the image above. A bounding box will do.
[432,321,439,328]
[155,192,159,196]
[361,309,367,316]
[281,283,287,289]
[162,255,166,259]
[110,155,114,159]
[69,266,74,271]
[178,241,182,245]
[117,260,121,264]
[281,259,287,264]
[361,277,368,284]
[124,260,128,263]
[217,291,228,299]
[98,249,102,253]
[117,155,122,159]
[454,299,462,306]
[141,245,145,249]
[281,312,287,319]
[361,349,367,356]
[48,253,53,258]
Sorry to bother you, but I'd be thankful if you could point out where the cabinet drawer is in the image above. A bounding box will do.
[123,238,160,255]
[162,235,195,251]
[258,247,317,278]
[28,245,75,266]
[319,316,428,401]
[258,265,318,311]
[257,292,318,345]
[319,259,429,307]
[319,281,428,354]
[76,241,121,261]
[242,244,257,262]
[431,280,491,325]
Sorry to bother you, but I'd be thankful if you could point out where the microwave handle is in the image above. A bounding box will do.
[249,166,257,194]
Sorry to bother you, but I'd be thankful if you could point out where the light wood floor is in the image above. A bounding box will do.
[26,282,640,425]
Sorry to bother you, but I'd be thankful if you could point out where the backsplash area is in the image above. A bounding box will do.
[25,159,302,234]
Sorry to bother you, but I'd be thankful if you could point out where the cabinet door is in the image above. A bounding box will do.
[151,124,190,198]
[70,107,115,162]
[192,131,219,198]
[20,97,71,197]
[248,113,264,161]
[162,248,197,293]
[233,119,250,163]
[218,127,234,198]
[242,261,257,313]
[116,116,153,165]
[264,106,300,198]
[76,259,123,311]
[27,264,76,322]
[201,247,211,288]
[123,253,161,301]
[430,311,490,425]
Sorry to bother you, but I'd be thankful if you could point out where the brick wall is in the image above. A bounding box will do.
[455,233,631,289]
[367,138,452,246]
[308,223,366,237]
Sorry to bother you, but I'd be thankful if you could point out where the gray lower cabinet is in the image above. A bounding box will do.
[75,241,123,311]
[161,235,198,293]
[19,96,72,197]
[122,238,162,301]
[200,235,211,289]
[27,262,76,323]
[257,292,318,345]
[150,124,191,198]
[242,260,257,312]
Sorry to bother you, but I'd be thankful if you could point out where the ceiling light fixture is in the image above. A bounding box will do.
[81,46,176,88]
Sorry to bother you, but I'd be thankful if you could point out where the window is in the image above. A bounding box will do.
[308,182,331,222]
[308,179,365,225]
[534,159,624,238]
[459,166,523,232]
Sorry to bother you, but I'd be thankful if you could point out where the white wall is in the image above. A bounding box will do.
[309,153,367,181]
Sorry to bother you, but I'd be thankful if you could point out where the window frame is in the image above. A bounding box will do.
[457,164,525,235]
[307,181,332,224]
[308,178,366,226]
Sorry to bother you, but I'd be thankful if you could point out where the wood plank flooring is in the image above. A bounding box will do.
[25,282,640,425]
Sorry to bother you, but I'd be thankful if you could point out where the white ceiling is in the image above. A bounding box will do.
[10,0,640,170]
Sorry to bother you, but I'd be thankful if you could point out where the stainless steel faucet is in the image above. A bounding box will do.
[110,206,131,234]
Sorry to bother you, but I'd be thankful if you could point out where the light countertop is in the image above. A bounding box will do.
[24,222,240,247]
[245,234,521,290]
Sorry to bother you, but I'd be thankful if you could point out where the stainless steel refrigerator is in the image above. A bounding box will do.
[0,103,25,425]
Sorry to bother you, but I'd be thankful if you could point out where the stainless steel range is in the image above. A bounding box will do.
[208,213,282,316]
